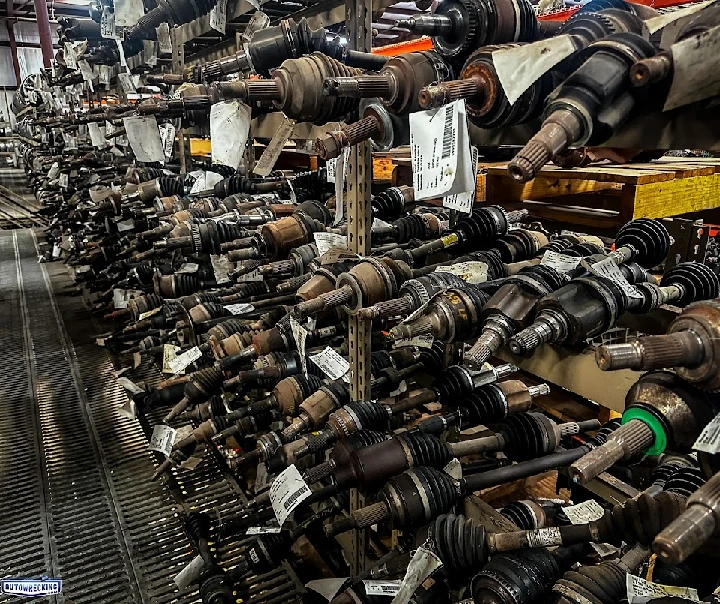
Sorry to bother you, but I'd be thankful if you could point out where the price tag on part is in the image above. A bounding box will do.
[117,72,136,95]
[290,316,309,375]
[393,335,434,349]
[364,581,402,597]
[443,458,462,480]
[693,412,720,453]
[245,526,282,535]
[562,500,605,524]
[149,424,177,457]
[435,261,488,284]
[101,7,117,38]
[314,232,348,257]
[541,250,582,273]
[59,173,69,189]
[225,303,255,315]
[113,288,140,309]
[88,122,107,148]
[117,376,145,396]
[138,306,162,320]
[310,346,350,381]
[443,146,478,214]
[236,268,264,282]
[626,574,699,603]
[410,99,474,201]
[210,100,252,169]
[114,0,145,27]
[168,346,202,374]
[210,254,232,285]
[77,59,95,92]
[254,117,295,176]
[210,0,228,33]
[157,23,173,54]
[326,156,337,183]
[391,546,443,604]
[123,116,165,163]
[589,257,643,301]
[162,344,182,374]
[269,464,311,525]
[244,10,270,41]
[159,122,176,160]
[176,263,199,274]
[306,579,350,602]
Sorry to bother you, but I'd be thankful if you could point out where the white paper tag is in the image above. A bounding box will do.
[159,122,176,159]
[225,303,255,315]
[391,546,443,604]
[48,162,60,179]
[210,100,252,169]
[664,24,720,111]
[326,156,337,183]
[562,500,605,524]
[118,72,137,95]
[88,122,107,148]
[333,146,350,226]
[314,232,348,257]
[435,261,488,284]
[117,219,135,233]
[306,578,349,602]
[443,146,478,213]
[410,100,474,201]
[245,526,282,535]
[162,344,183,374]
[269,464,312,525]
[254,117,295,176]
[693,412,720,453]
[210,0,228,33]
[117,399,138,420]
[117,376,145,396]
[493,36,576,106]
[290,316,309,375]
[64,42,78,69]
[138,306,163,320]
[149,424,177,457]
[443,458,462,480]
[525,527,562,548]
[113,288,140,309]
[244,10,270,41]
[168,346,202,374]
[78,60,95,92]
[590,257,642,301]
[101,7,117,38]
[541,250,582,273]
[59,173,69,189]
[236,268,264,282]
[211,254,232,285]
[157,23,172,53]
[114,0,145,27]
[626,574,699,604]
[310,346,350,381]
[174,554,204,590]
[644,0,713,38]
[392,335,434,349]
[364,581,402,597]
[177,262,199,274]
[189,171,224,195]
[123,116,165,163]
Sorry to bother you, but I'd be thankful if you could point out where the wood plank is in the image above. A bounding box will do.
[487,164,678,185]
[486,172,623,204]
[499,201,623,230]
[633,173,720,219]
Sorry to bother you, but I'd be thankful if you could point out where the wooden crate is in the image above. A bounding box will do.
[486,158,720,229]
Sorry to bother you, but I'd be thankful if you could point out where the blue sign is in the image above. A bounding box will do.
[2,579,62,597]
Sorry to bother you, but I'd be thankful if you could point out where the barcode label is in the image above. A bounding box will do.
[269,465,311,525]
[441,105,455,159]
[693,412,720,453]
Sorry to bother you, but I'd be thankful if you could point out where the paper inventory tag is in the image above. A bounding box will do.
[123,116,165,163]
[364,581,402,597]
[245,526,282,535]
[443,146,478,213]
[101,8,117,38]
[210,100,252,169]
[492,36,576,105]
[162,344,182,374]
[113,288,140,309]
[168,346,202,374]
[290,316,309,375]
[88,122,107,148]
[138,306,162,320]
[314,232,348,257]
[435,261,488,284]
[117,376,145,396]
[693,412,720,453]
[310,347,350,381]
[159,122,176,159]
[210,0,228,33]
[157,23,172,53]
[149,424,177,457]
[210,254,232,285]
[269,464,311,525]
[410,100,474,200]
[590,257,643,301]
[306,578,349,601]
[541,251,582,273]
[244,11,270,41]
[393,335,434,349]
[254,117,295,176]
[225,303,255,315]
[78,60,95,92]
[176,263,199,274]
[562,499,605,524]
[392,546,442,604]
[626,574,699,603]
[114,0,145,26]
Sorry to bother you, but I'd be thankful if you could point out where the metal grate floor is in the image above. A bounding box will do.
[0,230,303,604]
